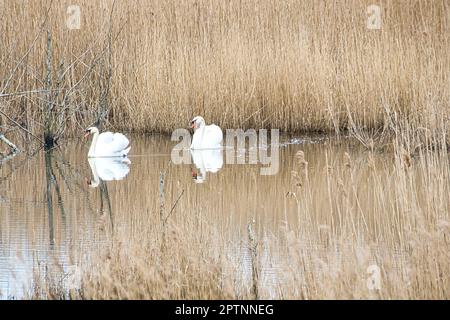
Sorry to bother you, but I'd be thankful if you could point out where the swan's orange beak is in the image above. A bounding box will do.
[190,121,195,129]
[191,169,197,179]
[84,130,90,138]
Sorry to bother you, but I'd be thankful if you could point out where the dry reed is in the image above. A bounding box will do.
[1,0,448,300]
[0,0,448,135]
[27,131,449,300]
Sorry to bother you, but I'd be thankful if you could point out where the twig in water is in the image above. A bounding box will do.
[159,171,166,222]
[247,220,259,300]
[0,133,19,153]
[0,150,18,166]
[163,189,185,225]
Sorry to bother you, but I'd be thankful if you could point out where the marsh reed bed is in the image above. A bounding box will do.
[0,0,448,300]
[12,133,447,300]
[0,0,448,135]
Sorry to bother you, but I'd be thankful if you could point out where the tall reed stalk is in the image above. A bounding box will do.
[0,0,448,135]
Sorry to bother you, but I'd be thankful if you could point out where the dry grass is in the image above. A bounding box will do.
[28,131,449,300]
[0,0,448,134]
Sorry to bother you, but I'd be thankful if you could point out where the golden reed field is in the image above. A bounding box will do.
[22,137,448,299]
[0,0,448,134]
[0,0,449,301]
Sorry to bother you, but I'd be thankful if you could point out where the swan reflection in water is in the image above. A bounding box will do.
[87,157,131,187]
[86,157,131,232]
[190,149,223,183]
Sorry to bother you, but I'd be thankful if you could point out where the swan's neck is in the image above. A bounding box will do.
[191,126,205,149]
[198,122,205,130]
[196,125,205,140]
[88,131,99,157]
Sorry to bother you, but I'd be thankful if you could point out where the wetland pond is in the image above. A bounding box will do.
[0,134,445,299]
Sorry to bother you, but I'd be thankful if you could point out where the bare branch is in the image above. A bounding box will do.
[0,133,19,152]
[0,105,44,144]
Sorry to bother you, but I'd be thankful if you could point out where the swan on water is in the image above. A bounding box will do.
[189,116,223,150]
[84,127,131,157]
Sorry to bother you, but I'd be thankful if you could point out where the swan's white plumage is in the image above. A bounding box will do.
[95,132,130,155]
[86,127,131,157]
[190,116,223,150]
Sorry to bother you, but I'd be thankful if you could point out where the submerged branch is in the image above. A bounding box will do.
[0,150,18,166]
[163,189,185,225]
[0,133,19,153]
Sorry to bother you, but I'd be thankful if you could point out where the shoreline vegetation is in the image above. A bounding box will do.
[0,0,448,138]
[29,135,449,300]
[0,0,448,300]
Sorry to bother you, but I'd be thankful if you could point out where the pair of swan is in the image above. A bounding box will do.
[84,116,222,185]
[84,116,222,157]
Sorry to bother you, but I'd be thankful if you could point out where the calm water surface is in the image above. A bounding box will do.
[0,134,376,299]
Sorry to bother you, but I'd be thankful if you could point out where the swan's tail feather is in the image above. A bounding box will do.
[123,146,131,156]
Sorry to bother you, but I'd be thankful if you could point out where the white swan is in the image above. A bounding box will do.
[85,127,131,157]
[190,149,223,183]
[87,157,131,187]
[190,116,223,149]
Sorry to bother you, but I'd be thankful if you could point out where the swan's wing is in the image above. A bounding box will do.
[97,132,114,144]
[97,132,130,154]
[203,125,223,148]
[111,133,130,151]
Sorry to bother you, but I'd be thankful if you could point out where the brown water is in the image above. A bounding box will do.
[1,134,444,299]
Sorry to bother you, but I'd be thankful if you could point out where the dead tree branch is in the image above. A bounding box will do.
[0,133,19,152]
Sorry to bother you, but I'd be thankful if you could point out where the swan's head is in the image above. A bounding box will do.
[84,126,99,138]
[190,116,205,130]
